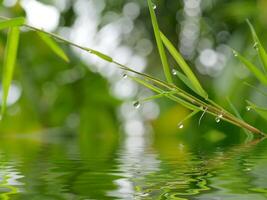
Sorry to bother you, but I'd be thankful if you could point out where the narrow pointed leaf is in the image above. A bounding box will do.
[0,17,25,30]
[246,20,267,72]
[160,32,208,98]
[140,90,176,102]
[173,69,200,95]
[147,0,173,83]
[2,27,20,115]
[178,109,199,126]
[129,76,198,110]
[234,50,267,86]
[246,101,267,121]
[244,82,267,97]
[90,49,113,62]
[37,32,69,62]
[227,98,253,139]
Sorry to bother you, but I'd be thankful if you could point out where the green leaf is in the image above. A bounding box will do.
[139,90,176,103]
[147,0,173,83]
[246,19,267,73]
[0,17,25,30]
[1,27,20,116]
[227,98,253,141]
[177,109,199,127]
[244,82,267,97]
[160,32,208,98]
[90,49,113,62]
[233,50,267,86]
[37,32,69,62]
[173,69,200,95]
[246,101,267,121]
[129,76,198,111]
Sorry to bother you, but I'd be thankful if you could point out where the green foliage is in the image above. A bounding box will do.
[247,19,267,72]
[0,9,264,136]
[234,22,267,124]
[37,32,69,62]
[233,50,267,86]
[1,27,20,116]
[160,32,208,98]
[246,101,267,121]
[0,17,25,30]
[147,0,173,84]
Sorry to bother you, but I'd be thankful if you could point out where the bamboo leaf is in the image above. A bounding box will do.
[1,27,20,116]
[90,49,113,62]
[227,98,253,140]
[173,69,200,95]
[233,50,267,86]
[129,76,198,110]
[246,101,267,121]
[37,32,69,62]
[246,19,267,73]
[177,109,199,128]
[139,90,177,103]
[147,0,173,83]
[244,82,267,97]
[0,17,25,30]
[160,32,208,98]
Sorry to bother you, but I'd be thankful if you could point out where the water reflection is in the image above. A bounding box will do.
[0,131,267,199]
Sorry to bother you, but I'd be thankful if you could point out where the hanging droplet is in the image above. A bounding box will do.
[152,3,157,9]
[172,69,178,75]
[218,113,223,118]
[122,74,128,79]
[178,123,184,129]
[133,101,140,109]
[246,106,251,111]
[232,50,238,57]
[215,116,221,123]
[253,42,259,51]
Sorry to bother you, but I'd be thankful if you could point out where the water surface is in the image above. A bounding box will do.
[0,130,267,200]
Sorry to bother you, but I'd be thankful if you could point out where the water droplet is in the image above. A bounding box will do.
[178,123,184,129]
[215,116,221,123]
[244,168,251,171]
[253,42,259,51]
[122,74,128,79]
[246,106,251,111]
[133,101,140,109]
[172,69,178,75]
[232,50,238,57]
[152,3,157,9]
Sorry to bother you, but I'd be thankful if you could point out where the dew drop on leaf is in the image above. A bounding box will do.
[215,116,221,123]
[133,101,140,109]
[172,69,178,75]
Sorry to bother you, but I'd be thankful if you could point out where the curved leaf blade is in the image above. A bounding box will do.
[247,100,267,121]
[160,32,208,98]
[246,20,267,73]
[2,27,20,116]
[233,50,267,86]
[147,0,173,83]
[37,32,69,62]
[173,70,200,95]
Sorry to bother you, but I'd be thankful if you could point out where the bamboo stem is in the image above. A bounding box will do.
[0,16,264,136]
